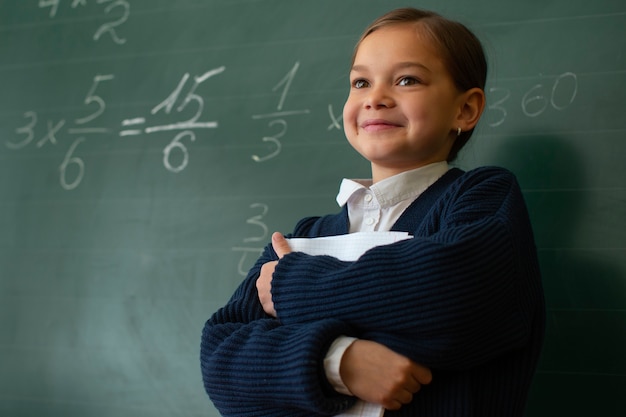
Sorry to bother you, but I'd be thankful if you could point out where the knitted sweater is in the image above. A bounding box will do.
[200,166,545,417]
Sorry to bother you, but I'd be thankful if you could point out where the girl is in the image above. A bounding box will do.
[201,8,545,417]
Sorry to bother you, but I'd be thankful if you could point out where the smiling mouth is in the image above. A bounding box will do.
[361,120,401,132]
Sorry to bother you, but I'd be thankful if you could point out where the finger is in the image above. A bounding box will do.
[412,363,432,385]
[383,392,411,411]
[256,262,277,317]
[272,232,292,259]
[380,395,403,411]
[397,388,414,405]
[403,376,421,394]
[389,390,413,408]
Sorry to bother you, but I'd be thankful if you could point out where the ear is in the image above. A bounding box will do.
[455,87,485,132]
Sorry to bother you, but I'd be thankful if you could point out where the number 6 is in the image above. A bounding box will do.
[163,130,195,173]
[60,138,85,190]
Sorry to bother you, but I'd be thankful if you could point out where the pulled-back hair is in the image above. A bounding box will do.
[353,8,488,162]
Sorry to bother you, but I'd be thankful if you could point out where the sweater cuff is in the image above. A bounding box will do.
[323,336,358,396]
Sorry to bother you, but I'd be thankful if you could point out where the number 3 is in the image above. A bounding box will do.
[7,111,37,150]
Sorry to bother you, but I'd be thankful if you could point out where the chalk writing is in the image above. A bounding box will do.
[6,73,114,189]
[38,119,65,148]
[7,111,37,150]
[327,104,343,131]
[59,138,85,191]
[93,0,129,45]
[122,66,225,173]
[38,0,129,45]
[75,74,115,125]
[251,62,310,162]
[6,67,224,188]
[232,203,270,276]
[487,72,578,127]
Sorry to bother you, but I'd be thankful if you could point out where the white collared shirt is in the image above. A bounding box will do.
[325,161,449,397]
[336,162,450,233]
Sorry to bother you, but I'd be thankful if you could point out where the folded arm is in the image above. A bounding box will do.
[200,246,357,416]
[271,169,540,370]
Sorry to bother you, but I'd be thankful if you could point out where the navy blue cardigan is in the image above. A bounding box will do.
[200,166,545,416]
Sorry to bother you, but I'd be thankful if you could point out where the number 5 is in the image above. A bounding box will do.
[75,74,115,125]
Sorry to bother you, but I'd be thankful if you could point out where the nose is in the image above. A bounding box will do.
[365,85,395,109]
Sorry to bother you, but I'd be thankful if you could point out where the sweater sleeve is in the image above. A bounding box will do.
[200,244,357,416]
[271,167,542,371]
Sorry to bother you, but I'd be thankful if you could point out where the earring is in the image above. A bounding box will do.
[457,127,462,136]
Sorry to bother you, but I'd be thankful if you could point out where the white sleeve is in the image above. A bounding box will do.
[323,336,358,395]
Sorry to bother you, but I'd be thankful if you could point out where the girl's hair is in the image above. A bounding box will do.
[353,8,488,162]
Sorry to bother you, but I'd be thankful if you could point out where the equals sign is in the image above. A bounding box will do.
[119,117,146,137]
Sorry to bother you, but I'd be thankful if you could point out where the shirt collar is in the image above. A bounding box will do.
[336,162,449,208]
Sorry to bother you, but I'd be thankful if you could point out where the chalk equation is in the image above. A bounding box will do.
[6,67,225,190]
[38,0,130,45]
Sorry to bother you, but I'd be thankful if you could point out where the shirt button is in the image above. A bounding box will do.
[365,217,375,225]
[364,193,373,202]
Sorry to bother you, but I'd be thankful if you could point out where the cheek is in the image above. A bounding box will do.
[342,98,358,138]
[342,96,358,122]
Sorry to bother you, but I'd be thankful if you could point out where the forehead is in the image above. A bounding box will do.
[353,23,443,66]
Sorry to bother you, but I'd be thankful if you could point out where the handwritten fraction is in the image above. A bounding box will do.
[250,61,311,163]
[38,0,130,45]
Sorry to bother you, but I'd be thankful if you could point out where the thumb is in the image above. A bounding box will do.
[272,232,292,259]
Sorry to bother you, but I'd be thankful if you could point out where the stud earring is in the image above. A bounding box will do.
[457,127,462,136]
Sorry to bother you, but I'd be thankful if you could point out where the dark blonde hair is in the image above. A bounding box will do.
[353,8,487,162]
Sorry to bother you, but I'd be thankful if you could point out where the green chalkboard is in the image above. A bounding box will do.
[1,1,624,416]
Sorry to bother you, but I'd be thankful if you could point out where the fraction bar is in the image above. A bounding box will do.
[145,121,218,133]
[67,127,110,134]
[252,110,310,120]
[119,129,143,137]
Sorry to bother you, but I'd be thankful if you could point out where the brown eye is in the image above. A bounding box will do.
[398,77,420,86]
[352,79,369,89]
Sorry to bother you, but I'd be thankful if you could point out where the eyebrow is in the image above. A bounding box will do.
[350,62,432,73]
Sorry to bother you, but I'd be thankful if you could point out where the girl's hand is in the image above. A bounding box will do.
[256,232,291,317]
[341,339,432,410]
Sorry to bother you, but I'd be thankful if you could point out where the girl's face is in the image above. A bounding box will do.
[343,23,468,182]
